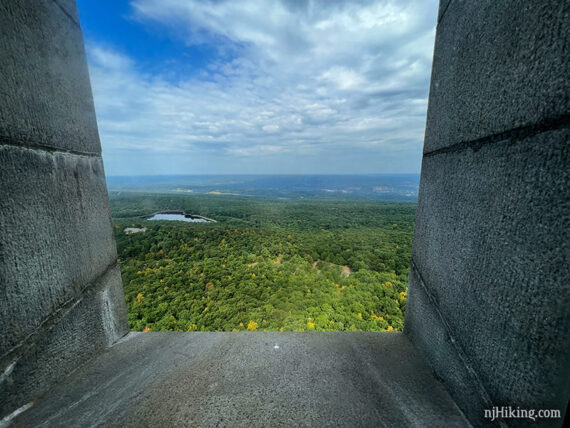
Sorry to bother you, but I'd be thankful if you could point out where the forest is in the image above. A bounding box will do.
[110,192,416,332]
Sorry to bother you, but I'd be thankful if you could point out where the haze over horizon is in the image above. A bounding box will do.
[77,0,438,176]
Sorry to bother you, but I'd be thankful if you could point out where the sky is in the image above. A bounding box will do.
[76,0,438,176]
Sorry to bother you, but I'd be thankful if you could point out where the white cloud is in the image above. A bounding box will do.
[86,0,438,175]
[320,67,365,90]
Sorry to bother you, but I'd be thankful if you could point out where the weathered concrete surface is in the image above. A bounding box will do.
[425,0,569,153]
[12,332,469,427]
[405,267,487,422]
[0,0,101,154]
[0,146,119,356]
[407,0,570,426]
[0,0,128,420]
[408,129,570,424]
[0,265,128,419]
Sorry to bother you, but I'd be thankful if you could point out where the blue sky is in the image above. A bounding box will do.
[76,0,438,176]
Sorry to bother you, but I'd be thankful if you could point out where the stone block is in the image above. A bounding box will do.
[405,266,491,426]
[409,128,570,421]
[0,0,100,154]
[0,145,118,356]
[425,0,570,153]
[0,265,128,418]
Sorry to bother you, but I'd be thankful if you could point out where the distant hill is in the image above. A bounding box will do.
[106,174,420,201]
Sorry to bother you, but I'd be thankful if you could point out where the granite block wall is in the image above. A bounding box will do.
[405,1,570,426]
[0,0,128,419]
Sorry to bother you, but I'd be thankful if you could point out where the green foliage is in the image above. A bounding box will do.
[111,192,415,332]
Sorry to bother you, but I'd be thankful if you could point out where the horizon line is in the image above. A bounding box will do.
[106,172,421,178]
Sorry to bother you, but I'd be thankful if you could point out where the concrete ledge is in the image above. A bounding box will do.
[409,128,570,422]
[11,332,469,427]
[0,0,100,154]
[0,145,118,356]
[0,264,128,419]
[424,0,569,153]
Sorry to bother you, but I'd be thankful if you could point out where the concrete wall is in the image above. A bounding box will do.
[0,0,128,418]
[405,0,569,426]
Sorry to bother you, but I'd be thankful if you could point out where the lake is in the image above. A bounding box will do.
[147,213,211,223]
[124,227,147,234]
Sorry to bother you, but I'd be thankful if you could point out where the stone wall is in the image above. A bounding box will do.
[0,0,128,419]
[405,0,570,426]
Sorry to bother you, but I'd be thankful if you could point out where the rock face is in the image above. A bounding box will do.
[405,0,570,426]
[0,0,128,419]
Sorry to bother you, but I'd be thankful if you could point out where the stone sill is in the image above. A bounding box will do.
[12,332,469,427]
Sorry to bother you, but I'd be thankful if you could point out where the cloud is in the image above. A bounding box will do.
[86,0,438,175]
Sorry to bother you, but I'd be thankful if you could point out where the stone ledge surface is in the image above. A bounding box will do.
[12,332,469,427]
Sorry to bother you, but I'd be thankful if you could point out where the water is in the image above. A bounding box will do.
[148,214,209,223]
[124,227,147,234]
